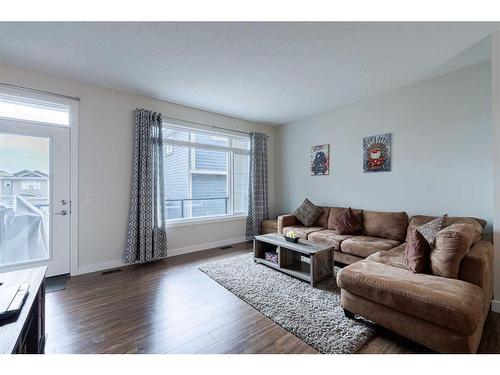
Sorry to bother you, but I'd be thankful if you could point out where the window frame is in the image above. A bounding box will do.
[163,121,250,224]
[0,84,80,276]
[0,86,72,128]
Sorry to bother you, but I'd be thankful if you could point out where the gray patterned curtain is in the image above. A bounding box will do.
[246,132,269,238]
[125,109,167,263]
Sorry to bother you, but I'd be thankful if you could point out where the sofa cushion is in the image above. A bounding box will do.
[431,221,483,279]
[366,244,406,269]
[307,229,355,250]
[315,206,331,228]
[340,235,400,258]
[332,207,362,235]
[337,260,484,335]
[334,250,364,265]
[294,199,323,227]
[406,215,486,243]
[328,207,363,230]
[282,225,324,239]
[404,230,431,273]
[362,210,408,242]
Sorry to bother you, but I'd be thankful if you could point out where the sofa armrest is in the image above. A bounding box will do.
[459,240,493,293]
[277,214,299,234]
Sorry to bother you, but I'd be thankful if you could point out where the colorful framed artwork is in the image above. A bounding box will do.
[311,144,330,176]
[363,133,391,172]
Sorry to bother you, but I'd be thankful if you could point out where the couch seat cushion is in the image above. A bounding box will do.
[307,229,355,250]
[282,225,324,239]
[366,244,406,269]
[337,260,483,335]
[340,236,400,258]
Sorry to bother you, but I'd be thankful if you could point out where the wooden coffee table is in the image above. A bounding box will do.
[253,233,334,286]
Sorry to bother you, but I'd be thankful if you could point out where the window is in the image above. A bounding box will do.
[0,93,70,126]
[163,123,250,221]
[165,144,174,155]
[21,180,41,190]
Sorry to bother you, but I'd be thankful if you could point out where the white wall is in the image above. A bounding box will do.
[276,62,492,232]
[491,33,500,312]
[0,62,276,274]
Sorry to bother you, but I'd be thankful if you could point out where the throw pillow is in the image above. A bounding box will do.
[333,207,362,235]
[404,229,431,273]
[293,199,323,227]
[417,214,447,246]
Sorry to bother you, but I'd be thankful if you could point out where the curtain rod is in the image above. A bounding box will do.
[0,82,81,102]
[163,115,269,138]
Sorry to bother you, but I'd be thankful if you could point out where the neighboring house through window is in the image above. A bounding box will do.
[22,180,41,190]
[163,123,250,221]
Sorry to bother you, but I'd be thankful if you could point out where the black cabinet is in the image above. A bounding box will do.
[0,267,46,354]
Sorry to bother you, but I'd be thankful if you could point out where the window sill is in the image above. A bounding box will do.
[166,214,247,228]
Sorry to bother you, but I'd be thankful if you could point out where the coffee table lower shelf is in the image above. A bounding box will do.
[254,257,312,283]
[253,234,334,287]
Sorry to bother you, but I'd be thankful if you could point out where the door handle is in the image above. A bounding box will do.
[54,210,68,216]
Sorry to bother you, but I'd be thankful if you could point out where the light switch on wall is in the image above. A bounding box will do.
[85,193,94,204]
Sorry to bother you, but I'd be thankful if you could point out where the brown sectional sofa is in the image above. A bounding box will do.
[277,206,493,353]
[261,218,278,234]
[278,207,410,264]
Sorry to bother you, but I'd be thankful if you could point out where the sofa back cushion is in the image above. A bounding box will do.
[362,210,409,242]
[430,221,483,279]
[327,207,363,230]
[314,206,331,228]
[406,215,486,242]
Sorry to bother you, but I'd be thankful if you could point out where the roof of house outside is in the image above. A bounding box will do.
[0,169,49,178]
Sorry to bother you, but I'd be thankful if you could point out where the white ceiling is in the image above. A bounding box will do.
[0,22,498,125]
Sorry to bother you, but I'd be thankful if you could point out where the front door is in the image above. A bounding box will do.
[0,91,73,277]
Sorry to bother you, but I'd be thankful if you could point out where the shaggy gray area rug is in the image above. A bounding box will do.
[199,252,376,354]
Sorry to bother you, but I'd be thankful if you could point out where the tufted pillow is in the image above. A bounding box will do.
[418,215,447,247]
[333,207,362,235]
[293,199,323,227]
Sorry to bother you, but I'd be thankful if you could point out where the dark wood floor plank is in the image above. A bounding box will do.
[44,242,500,354]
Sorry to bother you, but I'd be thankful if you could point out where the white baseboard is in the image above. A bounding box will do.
[73,236,248,276]
[73,259,126,275]
[492,299,500,313]
[167,236,248,257]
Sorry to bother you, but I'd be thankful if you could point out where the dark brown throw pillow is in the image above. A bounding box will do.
[293,198,323,227]
[404,229,431,273]
[333,207,362,235]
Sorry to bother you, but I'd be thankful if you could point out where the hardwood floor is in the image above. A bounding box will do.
[45,242,500,354]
